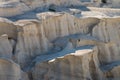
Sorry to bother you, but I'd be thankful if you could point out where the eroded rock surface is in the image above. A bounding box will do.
[0,58,29,80]
[0,1,120,80]
[0,34,12,58]
[15,20,52,68]
[32,46,105,80]
[92,18,120,64]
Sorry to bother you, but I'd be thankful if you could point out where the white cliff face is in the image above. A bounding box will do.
[0,34,12,58]
[0,18,17,40]
[12,13,100,68]
[32,46,105,80]
[0,58,29,80]
[92,18,120,64]
[37,12,100,41]
[0,11,120,80]
[0,1,120,80]
[14,20,52,68]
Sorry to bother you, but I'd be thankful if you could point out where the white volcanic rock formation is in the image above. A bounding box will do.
[92,18,120,64]
[0,10,119,80]
[14,20,52,68]
[32,46,105,80]
[0,0,120,80]
[0,18,17,39]
[0,34,12,58]
[0,58,29,80]
[14,13,102,68]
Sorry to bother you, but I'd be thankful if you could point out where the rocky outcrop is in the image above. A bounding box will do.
[12,13,100,68]
[101,61,120,80]
[29,13,120,80]
[0,0,81,17]
[32,46,105,80]
[0,34,13,58]
[14,20,52,68]
[0,5,120,80]
[0,18,17,40]
[0,58,29,80]
[37,12,100,41]
[92,18,120,64]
